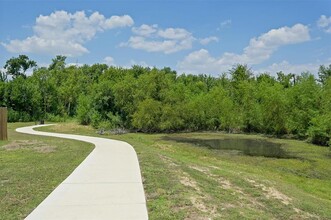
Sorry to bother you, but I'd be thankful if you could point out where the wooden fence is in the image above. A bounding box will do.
[0,107,8,140]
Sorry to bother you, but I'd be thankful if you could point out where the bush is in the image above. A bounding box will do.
[46,113,67,122]
[90,110,102,128]
[7,109,32,122]
[8,109,20,122]
[308,114,331,146]
[97,120,113,130]
[19,112,32,122]
[76,95,92,125]
[106,112,123,128]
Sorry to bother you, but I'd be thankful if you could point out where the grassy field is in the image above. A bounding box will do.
[1,122,331,219]
[0,123,94,220]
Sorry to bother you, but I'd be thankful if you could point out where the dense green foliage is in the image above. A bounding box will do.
[1,55,331,146]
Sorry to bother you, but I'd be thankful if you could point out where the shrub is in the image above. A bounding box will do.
[90,110,102,128]
[97,120,113,130]
[76,95,92,125]
[7,109,32,122]
[308,114,331,146]
[46,113,67,122]
[8,109,20,122]
[106,112,123,128]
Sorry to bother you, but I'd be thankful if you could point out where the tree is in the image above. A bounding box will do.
[204,87,238,131]
[230,64,253,82]
[259,83,288,135]
[0,79,6,107]
[5,76,41,121]
[32,67,60,120]
[76,94,92,125]
[132,98,162,132]
[0,70,7,82]
[286,73,320,137]
[49,55,67,70]
[257,73,276,85]
[308,77,331,146]
[317,64,331,85]
[276,71,294,88]
[4,55,37,78]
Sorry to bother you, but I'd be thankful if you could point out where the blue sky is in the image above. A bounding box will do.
[0,0,330,76]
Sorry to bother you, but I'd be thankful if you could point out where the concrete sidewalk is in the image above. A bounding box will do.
[16,124,148,220]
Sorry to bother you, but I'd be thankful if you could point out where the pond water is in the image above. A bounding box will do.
[164,137,293,158]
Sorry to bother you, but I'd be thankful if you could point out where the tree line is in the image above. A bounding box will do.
[0,55,330,146]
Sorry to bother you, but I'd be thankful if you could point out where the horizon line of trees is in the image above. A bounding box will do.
[0,55,331,147]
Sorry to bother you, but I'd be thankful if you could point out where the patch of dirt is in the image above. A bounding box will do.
[157,155,219,219]
[180,175,200,191]
[159,154,179,167]
[2,140,57,153]
[34,145,57,153]
[220,203,236,211]
[208,165,221,170]
[219,179,233,190]
[264,186,292,205]
[189,165,210,173]
[0,179,10,186]
[189,165,234,191]
[190,197,209,213]
[153,143,175,152]
[246,178,292,205]
[184,213,213,220]
[190,165,267,211]
[292,207,320,219]
[187,196,218,219]
[2,140,39,150]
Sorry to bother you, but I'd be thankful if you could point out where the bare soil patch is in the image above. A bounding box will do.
[2,140,57,153]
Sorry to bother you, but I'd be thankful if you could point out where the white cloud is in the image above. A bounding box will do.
[199,36,219,45]
[3,37,89,56]
[103,56,115,65]
[103,15,134,29]
[158,28,191,40]
[177,49,228,74]
[317,15,331,33]
[121,24,195,54]
[66,62,84,67]
[242,23,310,64]
[129,59,150,67]
[132,24,158,36]
[256,60,328,75]
[178,24,311,74]
[1,10,134,56]
[217,19,232,30]
[221,19,232,27]
[121,59,151,69]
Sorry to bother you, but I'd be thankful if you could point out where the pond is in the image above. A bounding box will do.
[164,136,293,158]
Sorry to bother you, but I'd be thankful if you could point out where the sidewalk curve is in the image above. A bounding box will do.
[16,124,148,220]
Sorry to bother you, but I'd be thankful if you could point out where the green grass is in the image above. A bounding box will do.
[36,122,331,219]
[0,123,94,220]
[1,122,331,219]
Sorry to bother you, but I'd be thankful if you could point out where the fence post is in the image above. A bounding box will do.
[0,107,8,140]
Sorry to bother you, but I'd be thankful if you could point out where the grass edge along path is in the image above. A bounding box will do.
[36,122,331,220]
[17,124,148,219]
[0,123,94,220]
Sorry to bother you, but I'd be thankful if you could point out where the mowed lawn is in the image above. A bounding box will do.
[1,122,331,219]
[0,123,94,220]
[37,123,331,219]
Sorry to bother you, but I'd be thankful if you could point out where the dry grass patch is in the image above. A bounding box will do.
[2,140,57,153]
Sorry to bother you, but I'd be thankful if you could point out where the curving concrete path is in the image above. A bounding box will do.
[16,124,148,220]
